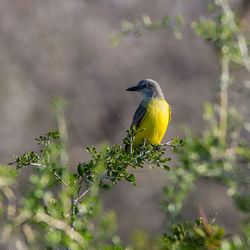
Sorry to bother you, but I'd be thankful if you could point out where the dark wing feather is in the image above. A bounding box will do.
[125,102,146,153]
[130,102,147,129]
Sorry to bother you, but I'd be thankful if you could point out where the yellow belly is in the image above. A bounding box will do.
[133,98,171,146]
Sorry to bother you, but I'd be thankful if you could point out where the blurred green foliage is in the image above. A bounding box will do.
[110,14,183,46]
[1,0,250,249]
[112,0,249,249]
[159,0,250,249]
[1,111,182,249]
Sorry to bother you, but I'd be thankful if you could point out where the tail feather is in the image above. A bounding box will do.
[125,144,131,154]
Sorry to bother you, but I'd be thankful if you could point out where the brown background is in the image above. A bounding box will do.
[0,0,249,243]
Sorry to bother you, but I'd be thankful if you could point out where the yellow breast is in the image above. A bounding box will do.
[133,98,171,146]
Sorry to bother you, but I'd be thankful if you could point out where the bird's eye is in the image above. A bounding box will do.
[143,84,149,88]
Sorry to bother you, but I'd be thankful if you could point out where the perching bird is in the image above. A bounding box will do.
[125,79,171,153]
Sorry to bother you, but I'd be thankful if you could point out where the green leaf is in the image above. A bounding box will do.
[102,184,111,190]
[47,129,60,139]
[110,34,121,47]
[123,137,131,145]
[163,165,170,171]
[163,157,171,163]
[126,173,136,183]
[162,15,170,26]
[77,163,84,177]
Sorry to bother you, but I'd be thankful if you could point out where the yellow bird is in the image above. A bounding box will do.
[126,79,171,152]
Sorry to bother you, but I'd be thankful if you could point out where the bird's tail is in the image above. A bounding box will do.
[125,144,131,154]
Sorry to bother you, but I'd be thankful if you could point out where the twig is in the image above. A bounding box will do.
[73,188,91,205]
[130,135,133,154]
[70,198,74,229]
[73,170,118,205]
[30,163,41,167]
[161,139,182,147]
[161,140,174,147]
[31,163,69,186]
[53,172,69,186]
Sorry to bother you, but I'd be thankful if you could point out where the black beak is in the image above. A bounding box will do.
[126,86,141,91]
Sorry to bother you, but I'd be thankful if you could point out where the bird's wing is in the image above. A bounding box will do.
[125,102,146,153]
[130,102,147,129]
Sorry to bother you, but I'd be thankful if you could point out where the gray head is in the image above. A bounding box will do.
[127,79,164,99]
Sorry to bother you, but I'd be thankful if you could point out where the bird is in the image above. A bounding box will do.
[125,79,171,153]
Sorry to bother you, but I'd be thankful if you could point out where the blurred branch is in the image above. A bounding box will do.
[219,53,229,145]
[35,211,86,246]
[216,0,250,71]
[111,14,184,46]
[52,97,69,167]
[22,224,35,246]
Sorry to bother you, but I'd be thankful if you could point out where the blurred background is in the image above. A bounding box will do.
[0,0,249,244]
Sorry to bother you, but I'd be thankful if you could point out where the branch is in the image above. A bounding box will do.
[161,139,183,147]
[219,53,229,145]
[73,187,91,205]
[30,163,69,186]
[35,211,86,246]
[161,140,175,147]
[218,0,250,71]
[53,172,69,186]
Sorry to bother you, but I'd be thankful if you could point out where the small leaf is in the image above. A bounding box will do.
[142,14,152,26]
[162,15,170,26]
[77,164,84,176]
[102,184,111,190]
[163,157,171,163]
[126,173,136,183]
[110,34,121,47]
[176,15,183,25]
[123,137,131,145]
[163,165,170,171]
[47,129,60,139]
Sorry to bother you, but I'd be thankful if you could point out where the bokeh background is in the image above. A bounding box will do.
[0,0,249,243]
